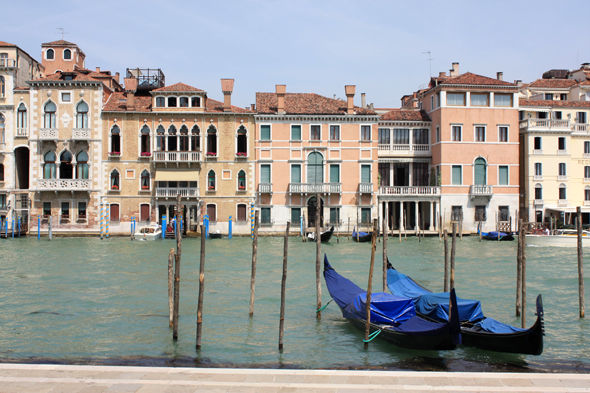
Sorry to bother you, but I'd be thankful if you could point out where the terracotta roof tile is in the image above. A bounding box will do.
[520,99,590,108]
[31,71,101,83]
[205,98,253,113]
[103,92,253,113]
[152,82,204,92]
[432,72,516,87]
[0,40,16,47]
[256,92,376,115]
[528,79,577,88]
[42,40,76,46]
[15,86,29,91]
[380,109,431,122]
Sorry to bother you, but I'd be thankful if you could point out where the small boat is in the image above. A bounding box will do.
[324,255,461,351]
[307,226,334,243]
[481,230,514,241]
[352,227,373,242]
[386,261,544,355]
[209,230,223,239]
[135,223,162,241]
[526,229,590,247]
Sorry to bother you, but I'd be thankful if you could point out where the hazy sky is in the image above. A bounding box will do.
[4,1,589,109]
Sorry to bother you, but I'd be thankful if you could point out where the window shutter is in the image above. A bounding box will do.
[307,152,323,183]
[452,166,462,185]
[238,205,246,222]
[361,165,371,183]
[474,159,486,185]
[261,165,270,183]
[291,125,301,140]
[141,204,150,221]
[499,166,508,185]
[207,204,216,222]
[330,164,340,183]
[291,208,301,225]
[291,165,301,183]
[110,204,120,221]
[261,125,270,140]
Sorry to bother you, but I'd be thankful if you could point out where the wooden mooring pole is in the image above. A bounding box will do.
[516,219,522,317]
[577,207,586,318]
[316,194,322,319]
[364,219,378,349]
[172,195,182,340]
[168,248,174,327]
[521,220,527,329]
[383,204,388,292]
[279,221,290,351]
[249,211,259,317]
[196,224,206,349]
[443,229,449,292]
[450,223,456,291]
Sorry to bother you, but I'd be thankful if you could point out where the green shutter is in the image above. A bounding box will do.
[474,158,486,185]
[361,165,371,183]
[361,208,371,224]
[261,125,270,140]
[261,208,271,223]
[291,208,301,225]
[291,165,301,183]
[307,152,323,183]
[261,165,270,183]
[291,125,301,140]
[330,208,339,224]
[452,166,462,185]
[330,164,340,183]
[499,166,508,185]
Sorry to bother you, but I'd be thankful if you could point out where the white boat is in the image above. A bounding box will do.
[135,223,162,241]
[525,229,590,247]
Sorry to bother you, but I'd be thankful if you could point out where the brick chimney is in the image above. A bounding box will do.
[276,85,286,114]
[345,85,356,114]
[115,72,120,83]
[124,77,138,111]
[449,62,459,77]
[439,71,446,77]
[497,72,503,81]
[95,67,100,73]
[221,78,234,112]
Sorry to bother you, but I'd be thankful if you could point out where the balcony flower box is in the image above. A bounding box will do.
[141,186,150,190]
[206,152,217,157]
[111,185,119,190]
[208,185,215,191]
[109,152,121,157]
[238,186,246,190]
[140,152,152,157]
[236,152,247,157]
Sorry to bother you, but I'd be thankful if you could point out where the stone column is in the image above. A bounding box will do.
[399,201,404,231]
[415,201,419,230]
[430,201,435,231]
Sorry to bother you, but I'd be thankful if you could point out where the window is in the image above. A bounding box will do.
[499,126,508,142]
[291,125,301,140]
[0,76,4,97]
[141,169,150,190]
[586,187,590,202]
[585,142,590,154]
[237,170,246,190]
[544,93,554,100]
[585,166,590,179]
[43,151,56,179]
[207,204,217,222]
[63,49,71,60]
[179,125,189,151]
[447,93,465,106]
[499,206,510,221]
[191,97,201,107]
[76,151,89,179]
[207,126,217,155]
[156,97,165,107]
[361,125,371,141]
[361,164,371,184]
[61,92,71,102]
[535,163,542,176]
[179,97,189,107]
[260,125,271,140]
[452,165,462,185]
[494,94,512,107]
[436,92,440,107]
[560,94,568,101]
[393,129,409,145]
[237,204,247,222]
[110,204,120,222]
[499,166,509,185]
[43,202,51,217]
[140,204,150,222]
[17,103,27,131]
[475,205,486,222]
[140,125,150,154]
[76,101,88,128]
[191,125,200,151]
[534,137,542,150]
[578,112,587,124]
[378,128,390,145]
[311,125,321,140]
[207,170,216,190]
[413,129,429,145]
[167,97,177,107]
[430,96,434,110]
[307,152,324,183]
[78,202,87,220]
[535,184,543,200]
[261,164,271,184]
[111,170,120,190]
[412,163,429,186]
[59,151,73,179]
[361,208,371,224]
[167,125,177,152]
[559,163,566,177]
[378,163,389,186]
[156,125,166,151]
[559,184,566,200]
[451,125,462,141]
[236,125,247,156]
[554,111,562,120]
[558,137,566,151]
[291,208,301,226]
[330,207,340,225]
[0,114,4,144]
[61,202,70,220]
[330,125,340,140]
[329,164,340,183]
[44,101,56,128]
[471,93,489,106]
[0,163,3,181]
[451,206,463,221]
[436,126,440,143]
[474,158,487,185]
[46,49,54,60]
[475,126,485,142]
[538,112,547,119]
[0,194,5,209]
[110,125,121,155]
[261,207,271,224]
[291,164,301,183]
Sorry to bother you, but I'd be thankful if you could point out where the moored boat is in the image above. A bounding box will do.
[526,229,590,247]
[135,223,162,241]
[307,226,334,243]
[481,230,514,241]
[352,227,372,242]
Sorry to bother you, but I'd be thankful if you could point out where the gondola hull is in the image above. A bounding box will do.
[482,231,514,241]
[308,227,334,243]
[352,228,372,242]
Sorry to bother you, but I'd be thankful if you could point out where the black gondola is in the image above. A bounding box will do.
[209,231,223,239]
[480,230,515,241]
[307,226,334,243]
[387,262,544,355]
[351,227,372,242]
[324,255,461,351]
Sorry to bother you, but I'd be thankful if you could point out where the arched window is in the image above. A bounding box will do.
[141,125,150,155]
[0,163,3,182]
[76,151,89,179]
[585,186,590,202]
[141,169,150,190]
[238,170,246,190]
[44,151,56,179]
[156,125,166,151]
[207,126,217,156]
[110,125,121,155]
[191,125,200,151]
[179,125,189,151]
[307,152,324,183]
[63,49,72,60]
[44,101,56,128]
[156,97,165,107]
[534,183,542,200]
[0,114,4,144]
[167,125,177,151]
[76,101,88,128]
[0,76,4,98]
[474,157,487,186]
[60,150,73,179]
[46,49,54,60]
[191,97,201,107]
[207,170,216,190]
[111,169,120,190]
[237,126,247,156]
[168,97,177,107]
[17,103,27,133]
[559,183,566,200]
[179,97,189,107]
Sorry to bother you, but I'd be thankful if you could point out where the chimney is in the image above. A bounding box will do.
[276,85,286,114]
[95,67,100,73]
[251,103,255,111]
[221,78,234,112]
[124,77,138,111]
[115,72,120,83]
[438,71,446,77]
[345,85,356,114]
[497,72,503,81]
[449,62,459,77]
[361,93,366,108]
[515,80,522,87]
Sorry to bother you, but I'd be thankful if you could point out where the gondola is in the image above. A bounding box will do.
[323,255,461,350]
[209,230,223,239]
[480,230,515,241]
[307,226,334,243]
[386,261,544,355]
[352,227,373,242]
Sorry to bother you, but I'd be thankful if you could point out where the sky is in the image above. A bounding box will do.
[3,0,590,109]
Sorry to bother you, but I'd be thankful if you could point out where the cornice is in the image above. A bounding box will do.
[254,114,379,123]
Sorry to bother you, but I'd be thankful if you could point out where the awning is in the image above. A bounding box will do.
[545,206,590,213]
[155,170,199,181]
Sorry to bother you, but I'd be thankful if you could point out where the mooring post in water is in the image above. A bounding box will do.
[37,216,40,240]
[172,195,182,340]
[106,205,110,239]
[48,215,52,241]
[521,220,527,329]
[450,223,456,291]
[228,215,233,239]
[364,219,378,349]
[348,217,350,240]
[479,221,482,242]
[577,207,586,318]
[11,215,14,238]
[162,215,166,240]
[196,224,206,349]
[168,248,174,327]
[443,229,449,292]
[383,203,388,292]
[399,213,402,243]
[279,221,290,351]
[249,211,259,317]
[316,194,322,319]
[516,219,522,317]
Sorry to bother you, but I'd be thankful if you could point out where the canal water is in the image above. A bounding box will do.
[1,234,588,372]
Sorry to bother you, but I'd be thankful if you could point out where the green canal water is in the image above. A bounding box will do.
[1,235,589,372]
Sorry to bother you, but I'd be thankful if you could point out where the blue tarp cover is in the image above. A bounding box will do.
[475,317,526,333]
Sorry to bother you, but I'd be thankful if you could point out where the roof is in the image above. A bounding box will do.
[380,109,431,122]
[256,92,376,115]
[15,86,30,91]
[519,99,590,108]
[103,92,253,113]
[0,41,16,47]
[527,79,577,89]
[431,72,516,87]
[42,40,76,46]
[152,82,204,93]
[31,71,102,83]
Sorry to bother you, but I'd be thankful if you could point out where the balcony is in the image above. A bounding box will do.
[288,183,342,194]
[126,68,165,91]
[258,183,272,193]
[519,119,570,131]
[533,175,543,180]
[72,128,91,140]
[16,128,28,138]
[39,128,59,140]
[153,151,202,164]
[557,149,568,155]
[534,199,544,206]
[558,199,568,207]
[470,185,493,198]
[378,143,430,156]
[359,183,373,194]
[379,186,440,198]
[574,123,589,132]
[0,58,16,68]
[37,179,91,192]
[155,187,199,198]
[533,149,543,154]
[558,175,567,181]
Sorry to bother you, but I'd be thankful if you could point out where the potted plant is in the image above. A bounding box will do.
[141,152,151,157]
[206,152,217,157]
[236,152,247,157]
[208,185,215,190]
[109,151,121,156]
[238,185,246,190]
[111,184,119,190]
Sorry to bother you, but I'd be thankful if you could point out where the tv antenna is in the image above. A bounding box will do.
[422,51,434,77]
[56,28,69,40]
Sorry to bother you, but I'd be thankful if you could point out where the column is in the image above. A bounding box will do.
[414,201,419,230]
[430,201,435,231]
[399,201,403,231]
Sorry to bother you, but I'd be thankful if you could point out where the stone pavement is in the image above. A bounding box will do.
[0,363,589,393]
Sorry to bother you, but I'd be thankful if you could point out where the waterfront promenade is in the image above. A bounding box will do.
[1,363,589,392]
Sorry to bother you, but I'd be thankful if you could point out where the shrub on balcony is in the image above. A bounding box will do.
[236,152,247,157]
[109,151,121,156]
[208,185,215,190]
[111,185,119,190]
[206,152,217,157]
[238,185,246,190]
[140,152,151,157]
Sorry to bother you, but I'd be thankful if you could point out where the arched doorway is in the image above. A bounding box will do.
[474,157,487,185]
[307,196,324,228]
[14,146,29,189]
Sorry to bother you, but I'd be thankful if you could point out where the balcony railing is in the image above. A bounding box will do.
[153,151,202,163]
[359,183,373,194]
[519,119,570,130]
[155,187,199,198]
[470,185,493,197]
[72,128,91,140]
[37,179,91,191]
[0,142,5,151]
[288,183,342,193]
[574,124,589,132]
[39,128,59,140]
[0,58,16,68]
[558,175,567,181]
[558,199,568,206]
[533,175,543,180]
[534,199,544,205]
[378,143,430,154]
[533,149,543,154]
[379,186,440,196]
[557,149,568,155]
[16,128,28,137]
[258,183,272,193]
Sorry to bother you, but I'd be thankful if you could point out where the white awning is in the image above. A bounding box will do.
[155,170,199,181]
[545,206,590,213]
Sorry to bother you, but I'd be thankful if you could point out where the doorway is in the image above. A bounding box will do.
[307,196,324,228]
